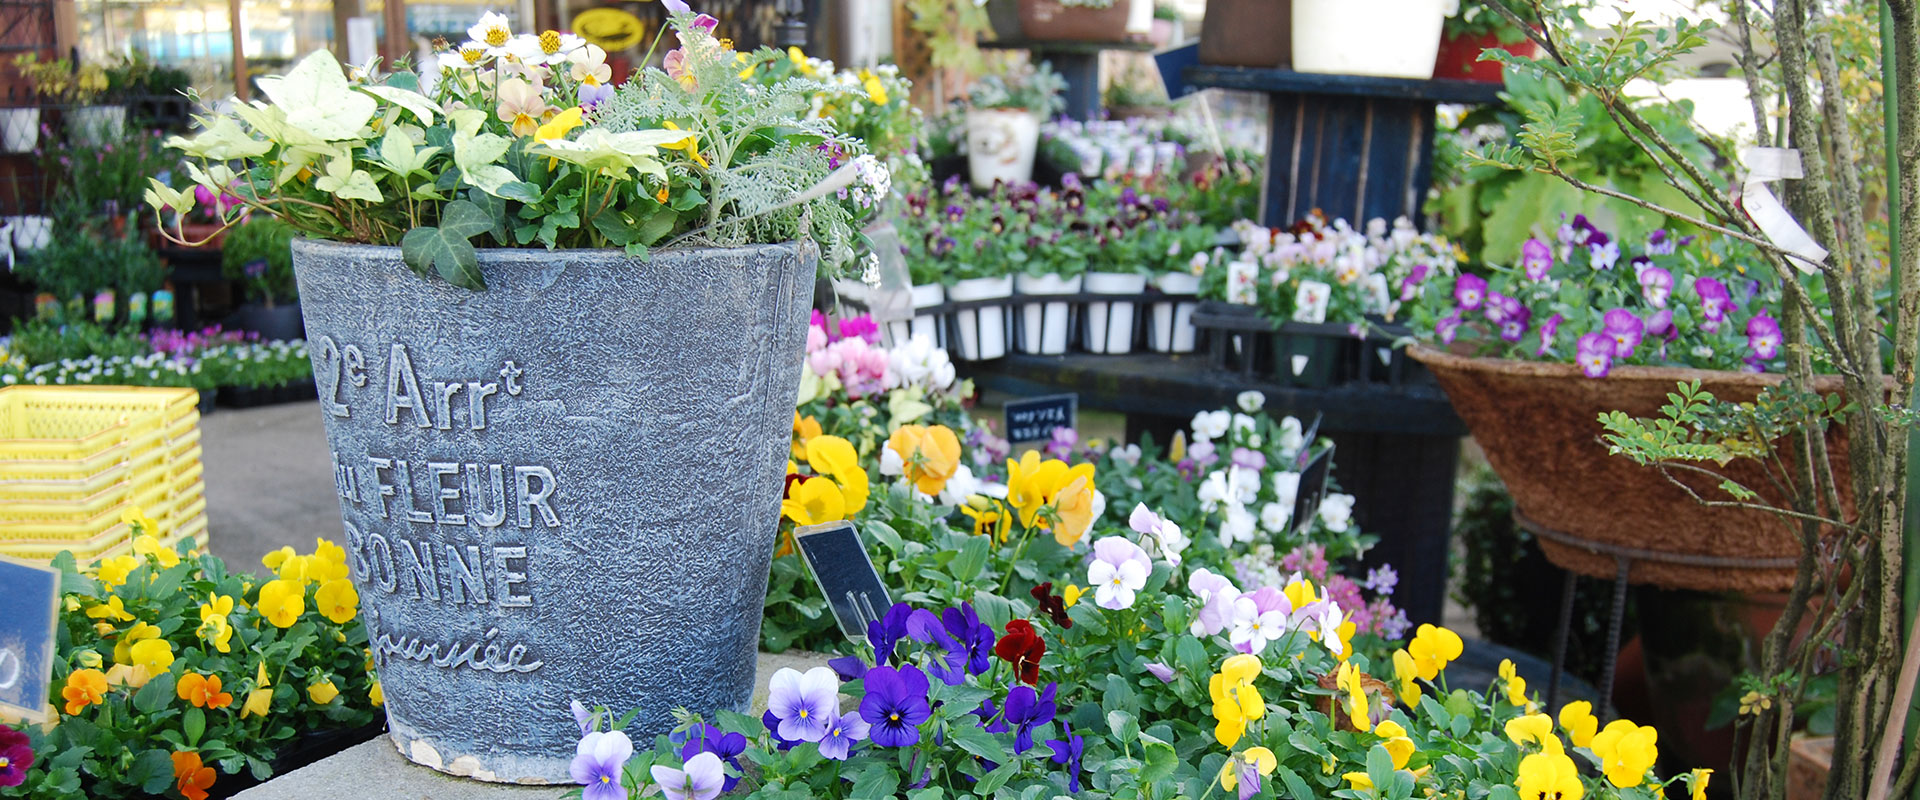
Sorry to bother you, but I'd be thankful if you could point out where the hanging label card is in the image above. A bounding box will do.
[793,522,894,644]
[1295,412,1324,470]
[1004,393,1077,445]
[0,557,61,722]
[1291,444,1334,536]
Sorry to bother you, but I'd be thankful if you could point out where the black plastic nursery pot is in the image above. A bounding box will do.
[226,302,306,342]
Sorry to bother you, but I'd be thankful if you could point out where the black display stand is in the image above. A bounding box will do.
[1183,65,1502,228]
[983,39,1157,121]
[960,352,1465,626]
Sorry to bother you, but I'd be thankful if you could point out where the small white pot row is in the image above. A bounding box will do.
[2,215,52,250]
[830,271,1202,360]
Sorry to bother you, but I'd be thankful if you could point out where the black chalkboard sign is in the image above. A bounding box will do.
[1291,444,1334,535]
[1004,394,1077,445]
[793,522,894,643]
[0,557,61,722]
[1295,412,1324,470]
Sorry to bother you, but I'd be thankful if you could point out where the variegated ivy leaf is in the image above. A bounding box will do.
[315,156,384,203]
[256,49,377,141]
[143,179,193,215]
[360,84,439,125]
[377,126,439,176]
[451,125,518,198]
[525,128,683,180]
[166,117,270,160]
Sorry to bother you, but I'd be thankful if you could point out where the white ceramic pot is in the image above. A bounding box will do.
[10,215,52,251]
[1082,271,1148,354]
[966,108,1041,189]
[1150,271,1201,353]
[885,283,948,347]
[69,105,127,146]
[1,108,40,153]
[1125,0,1153,36]
[948,275,1014,361]
[1291,0,1456,79]
[1015,272,1083,355]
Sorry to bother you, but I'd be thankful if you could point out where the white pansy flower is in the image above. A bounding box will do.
[1236,390,1265,414]
[1259,502,1290,533]
[1317,493,1355,533]
[1191,410,1230,443]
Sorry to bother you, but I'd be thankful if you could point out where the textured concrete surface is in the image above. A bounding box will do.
[235,651,836,800]
[201,401,339,571]
[289,240,817,781]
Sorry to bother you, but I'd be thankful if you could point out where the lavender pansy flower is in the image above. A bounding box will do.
[1521,237,1553,280]
[1144,662,1177,683]
[1453,273,1487,311]
[570,730,634,800]
[1089,536,1152,610]
[1576,332,1615,378]
[571,699,596,736]
[1482,292,1511,325]
[907,608,969,686]
[1436,314,1463,344]
[1646,308,1677,342]
[816,708,870,760]
[1696,277,1732,332]
[1364,565,1398,595]
[1602,309,1645,359]
[1639,266,1674,307]
[1536,313,1565,357]
[661,0,689,12]
[675,724,746,791]
[651,752,724,800]
[1590,238,1621,270]
[1646,228,1676,255]
[1747,314,1782,360]
[1230,447,1266,471]
[859,664,932,747]
[767,666,839,742]
[1400,263,1430,301]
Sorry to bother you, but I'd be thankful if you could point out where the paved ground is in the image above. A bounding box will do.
[199,402,340,571]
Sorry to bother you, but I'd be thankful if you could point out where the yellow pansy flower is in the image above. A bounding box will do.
[1335,661,1371,733]
[1516,738,1584,800]
[104,663,152,688]
[804,434,869,513]
[96,555,141,589]
[1407,624,1463,681]
[1062,584,1084,607]
[859,69,887,104]
[1499,658,1531,708]
[199,613,234,653]
[536,106,584,143]
[1392,649,1422,708]
[958,496,1007,540]
[1374,720,1415,769]
[114,621,161,665]
[370,681,385,707]
[886,424,962,496]
[1208,654,1264,747]
[129,638,175,675]
[314,579,360,624]
[133,534,180,568]
[121,506,160,536]
[308,679,340,705]
[1689,768,1712,800]
[86,596,134,622]
[1558,700,1598,748]
[242,687,272,718]
[1504,712,1554,747]
[1589,719,1658,788]
[257,579,305,628]
[782,476,848,526]
[659,121,709,168]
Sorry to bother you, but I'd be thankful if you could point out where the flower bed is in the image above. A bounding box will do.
[0,325,312,400]
[5,521,382,798]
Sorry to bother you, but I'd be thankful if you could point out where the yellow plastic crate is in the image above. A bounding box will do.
[0,513,209,563]
[0,386,198,461]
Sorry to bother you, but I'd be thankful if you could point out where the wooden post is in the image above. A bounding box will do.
[383,0,410,68]
[228,0,248,101]
[333,0,364,61]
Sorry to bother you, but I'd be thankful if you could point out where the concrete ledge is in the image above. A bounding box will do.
[236,651,835,799]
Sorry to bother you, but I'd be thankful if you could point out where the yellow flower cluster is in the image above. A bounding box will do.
[886,424,961,496]
[1208,654,1264,747]
[258,538,360,627]
[782,435,870,525]
[1005,451,1099,547]
[1390,623,1463,709]
[1502,699,1663,798]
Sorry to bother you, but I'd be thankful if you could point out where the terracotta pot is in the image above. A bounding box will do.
[1198,0,1290,67]
[1788,736,1833,800]
[1432,29,1540,82]
[1017,0,1134,43]
[1408,345,1862,591]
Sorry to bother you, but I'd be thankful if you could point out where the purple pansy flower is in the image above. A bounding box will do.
[1044,426,1078,460]
[1521,237,1554,280]
[675,724,746,791]
[571,699,596,736]
[1646,228,1676,255]
[1536,313,1565,357]
[1639,266,1674,307]
[1499,306,1532,343]
[1647,308,1677,342]
[1628,254,1652,276]
[1576,333,1615,378]
[1590,238,1621,270]
[942,603,997,676]
[907,608,970,686]
[761,710,800,750]
[1435,314,1463,344]
[651,752,724,800]
[579,81,615,107]
[1602,309,1645,359]
[1696,277,1732,332]
[1144,662,1177,683]
[1400,263,1431,301]
[1453,273,1487,311]
[570,730,634,800]
[0,725,32,788]
[661,0,691,13]
[1233,757,1267,800]
[1483,292,1512,325]
[1230,447,1266,471]
[816,708,871,760]
[1747,314,1782,360]
[767,666,839,742]
[1046,723,1086,793]
[868,602,913,665]
[829,654,869,682]
[859,664,933,747]
[690,12,718,30]
[1002,683,1059,754]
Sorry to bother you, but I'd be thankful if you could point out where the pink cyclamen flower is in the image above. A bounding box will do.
[1536,313,1565,357]
[1453,273,1487,311]
[1747,314,1782,360]
[1088,536,1151,610]
[1576,332,1615,378]
[1521,237,1553,280]
[1638,267,1674,308]
[1602,309,1645,359]
[652,751,724,800]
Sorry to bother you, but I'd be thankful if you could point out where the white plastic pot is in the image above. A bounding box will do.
[69,105,127,146]
[1125,0,1153,36]
[948,275,1014,361]
[966,108,1041,189]
[1,108,40,153]
[884,283,948,347]
[1016,272,1083,355]
[1082,272,1148,354]
[1150,271,1201,353]
[10,215,52,251]
[1291,0,1456,79]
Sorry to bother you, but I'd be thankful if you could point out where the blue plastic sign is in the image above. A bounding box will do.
[0,557,61,722]
[1155,43,1200,99]
[1004,394,1077,445]
[793,522,894,644]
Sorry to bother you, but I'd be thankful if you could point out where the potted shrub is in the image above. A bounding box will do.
[1432,0,1543,82]
[1013,199,1088,355]
[1080,184,1206,354]
[1291,0,1458,78]
[221,217,304,340]
[965,61,1065,189]
[16,54,121,145]
[149,10,891,783]
[1198,0,1290,68]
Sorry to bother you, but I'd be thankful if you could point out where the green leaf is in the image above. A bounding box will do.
[950,534,990,584]
[1365,744,1395,795]
[1275,764,1313,800]
[849,764,901,800]
[399,200,493,290]
[1140,734,1178,783]
[975,760,1018,795]
[950,720,1007,763]
[184,706,206,746]
[591,207,647,247]
[133,672,177,714]
[361,84,439,123]
[1106,709,1140,744]
[128,749,176,793]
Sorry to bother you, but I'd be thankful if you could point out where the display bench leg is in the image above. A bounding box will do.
[1044,52,1101,122]
[1329,430,1460,627]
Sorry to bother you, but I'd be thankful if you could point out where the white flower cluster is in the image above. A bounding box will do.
[1186,395,1353,546]
[1217,214,1459,320]
[882,333,956,394]
[839,154,892,211]
[7,352,198,387]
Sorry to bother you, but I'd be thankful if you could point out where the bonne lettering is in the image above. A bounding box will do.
[345,521,534,609]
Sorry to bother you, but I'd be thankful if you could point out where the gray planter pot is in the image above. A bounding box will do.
[290,239,818,782]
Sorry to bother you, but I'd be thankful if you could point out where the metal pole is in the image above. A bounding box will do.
[228,0,247,102]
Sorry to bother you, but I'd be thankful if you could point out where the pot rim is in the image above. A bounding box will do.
[291,236,804,258]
